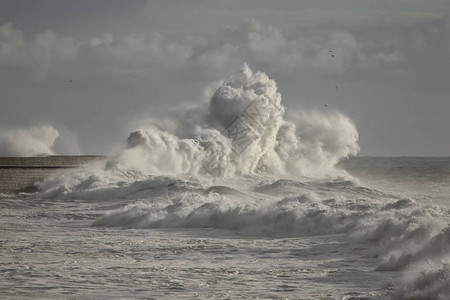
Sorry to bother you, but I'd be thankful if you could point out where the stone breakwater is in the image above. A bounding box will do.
[0,156,103,193]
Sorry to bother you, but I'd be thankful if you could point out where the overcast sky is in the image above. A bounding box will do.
[1,0,449,156]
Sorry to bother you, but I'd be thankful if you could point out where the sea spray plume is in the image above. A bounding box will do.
[105,126,234,177]
[109,64,285,176]
[199,64,358,177]
[109,63,358,178]
[0,125,59,156]
[110,127,205,176]
[209,64,359,177]
[110,64,359,177]
[206,63,286,174]
[285,111,360,178]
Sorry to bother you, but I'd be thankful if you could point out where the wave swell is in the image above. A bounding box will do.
[34,65,449,299]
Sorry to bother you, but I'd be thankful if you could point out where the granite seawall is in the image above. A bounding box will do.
[0,156,104,193]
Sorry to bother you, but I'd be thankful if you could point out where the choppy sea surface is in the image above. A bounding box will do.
[1,156,449,300]
[1,65,449,299]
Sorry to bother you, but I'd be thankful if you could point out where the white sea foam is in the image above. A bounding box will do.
[86,175,450,299]
[33,66,449,299]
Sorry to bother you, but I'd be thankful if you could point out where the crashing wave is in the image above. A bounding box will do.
[106,63,358,179]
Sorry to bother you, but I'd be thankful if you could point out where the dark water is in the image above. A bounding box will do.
[340,157,450,205]
[1,157,449,299]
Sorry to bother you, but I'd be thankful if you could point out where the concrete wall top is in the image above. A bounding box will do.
[0,156,106,193]
[0,156,105,168]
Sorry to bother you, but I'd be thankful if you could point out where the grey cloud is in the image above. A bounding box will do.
[0,23,193,80]
[1,15,447,84]
[0,23,24,61]
[85,33,192,68]
[180,19,406,78]
[0,23,79,78]
[0,4,449,156]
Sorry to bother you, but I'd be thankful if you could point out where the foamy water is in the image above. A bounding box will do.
[1,66,449,299]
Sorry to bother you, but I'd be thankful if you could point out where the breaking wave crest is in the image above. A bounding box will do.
[86,176,449,300]
[38,169,450,300]
[107,63,359,179]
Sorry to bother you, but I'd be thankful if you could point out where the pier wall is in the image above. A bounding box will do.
[0,156,103,193]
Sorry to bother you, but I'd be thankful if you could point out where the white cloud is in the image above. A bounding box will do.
[1,14,448,81]
[86,33,192,67]
[0,23,193,79]
[185,19,406,76]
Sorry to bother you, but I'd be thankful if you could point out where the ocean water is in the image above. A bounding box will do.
[1,157,449,299]
[1,66,449,299]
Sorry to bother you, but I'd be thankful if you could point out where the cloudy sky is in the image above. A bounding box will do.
[1,0,449,156]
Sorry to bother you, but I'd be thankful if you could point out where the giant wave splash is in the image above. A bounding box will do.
[107,63,359,179]
[35,65,450,299]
